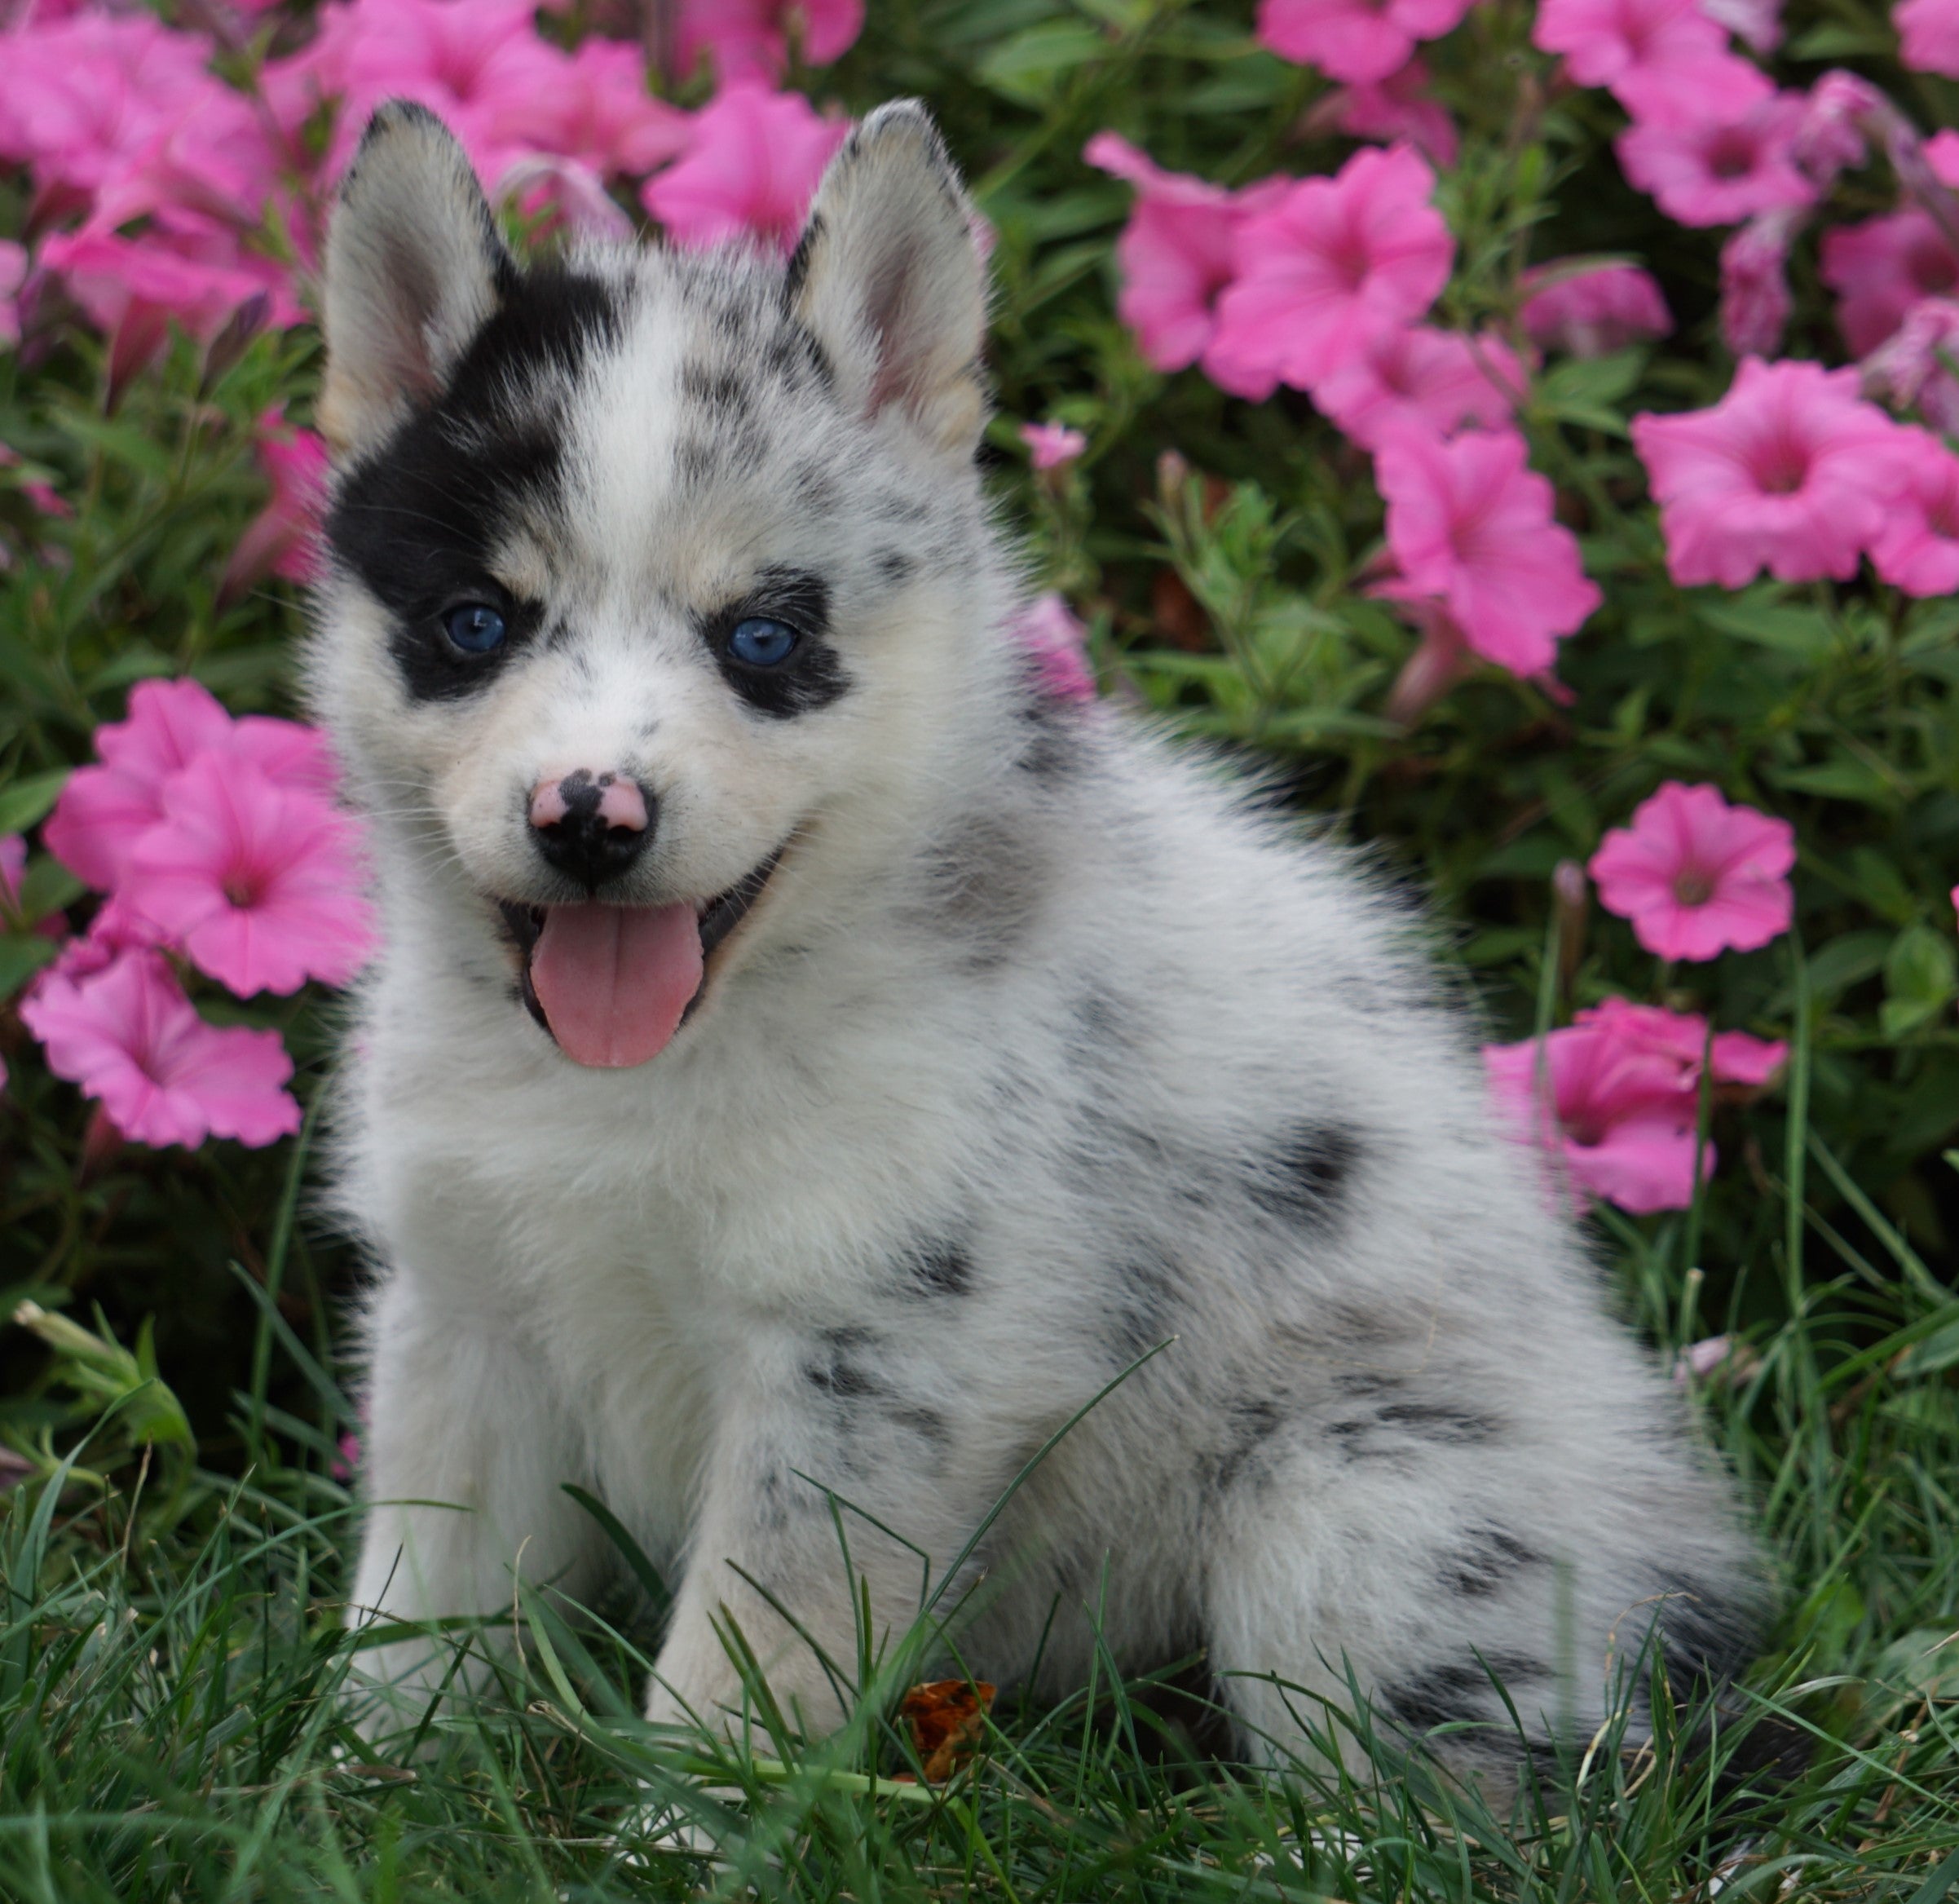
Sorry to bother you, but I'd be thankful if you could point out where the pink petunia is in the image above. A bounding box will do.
[1719,209,1801,357]
[44,678,345,896]
[1485,995,1783,1213]
[1256,0,1475,86]
[1616,94,1816,228]
[1701,0,1783,51]
[1869,426,1959,595]
[1309,325,1522,450]
[1820,210,1959,356]
[1520,261,1672,357]
[1860,295,1959,435]
[642,84,846,254]
[1588,781,1795,961]
[1533,0,1765,126]
[1485,1014,1709,1214]
[488,38,691,179]
[1013,593,1096,703]
[121,752,373,998]
[1370,427,1601,676]
[1021,421,1088,469]
[1083,134,1291,395]
[1305,56,1460,168]
[1208,144,1454,395]
[1898,0,1959,77]
[224,407,332,597]
[20,948,300,1149]
[1631,358,1915,587]
[673,0,864,82]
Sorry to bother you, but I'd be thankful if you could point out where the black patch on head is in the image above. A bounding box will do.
[904,1239,974,1299]
[1381,1653,1547,1734]
[700,566,849,719]
[1108,1247,1180,1360]
[1326,1397,1497,1460]
[1246,1124,1361,1231]
[679,360,756,422]
[874,547,916,588]
[783,211,823,302]
[805,1325,880,1401]
[1442,1527,1543,1598]
[328,262,623,704]
[1017,695,1087,780]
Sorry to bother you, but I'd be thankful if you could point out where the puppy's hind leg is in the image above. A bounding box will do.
[345,1270,602,1744]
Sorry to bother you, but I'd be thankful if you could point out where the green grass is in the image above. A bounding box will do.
[2,1142,1957,1904]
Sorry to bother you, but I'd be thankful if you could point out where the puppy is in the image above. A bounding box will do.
[310,97,1762,1784]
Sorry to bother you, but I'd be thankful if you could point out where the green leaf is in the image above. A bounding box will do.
[1695,594,1835,660]
[0,933,59,996]
[1769,756,1898,806]
[0,769,69,836]
[15,856,82,924]
[1896,1313,1959,1378]
[1881,925,1958,1037]
[975,20,1108,104]
[1800,930,1891,1006]
[1537,349,1645,429]
[1788,21,1895,57]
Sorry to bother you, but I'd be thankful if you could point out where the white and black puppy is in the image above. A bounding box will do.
[310,97,1763,1784]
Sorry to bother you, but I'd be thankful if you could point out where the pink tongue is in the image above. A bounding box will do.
[529,903,704,1068]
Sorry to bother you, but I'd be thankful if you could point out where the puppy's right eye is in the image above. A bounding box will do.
[443,602,508,654]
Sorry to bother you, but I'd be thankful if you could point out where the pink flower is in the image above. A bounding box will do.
[1306,56,1460,168]
[39,220,301,384]
[20,948,300,1149]
[1533,0,1764,126]
[1309,325,1522,449]
[488,38,691,179]
[641,84,847,254]
[1256,0,1475,85]
[1617,95,1816,228]
[1083,134,1291,393]
[1869,426,1959,595]
[224,407,331,597]
[1862,297,1959,434]
[1370,427,1601,675]
[1013,594,1096,703]
[1485,996,1783,1213]
[1485,1015,1708,1213]
[1633,359,1917,587]
[44,678,342,895]
[1898,0,1959,76]
[1520,261,1672,356]
[674,0,864,82]
[121,752,373,998]
[1719,209,1801,357]
[1820,210,1959,356]
[1701,0,1782,51]
[1589,781,1794,960]
[1021,421,1088,469]
[1208,144,1454,395]
[1930,129,1959,187]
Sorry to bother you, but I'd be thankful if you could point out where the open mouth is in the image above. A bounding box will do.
[496,846,783,1069]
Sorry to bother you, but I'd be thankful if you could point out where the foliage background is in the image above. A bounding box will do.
[0,0,1956,1897]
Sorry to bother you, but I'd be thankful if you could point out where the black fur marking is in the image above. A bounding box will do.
[1209,1397,1286,1492]
[805,1326,880,1400]
[1246,1124,1361,1231]
[905,1239,974,1299]
[1442,1527,1543,1599]
[783,211,823,302]
[701,568,849,719]
[1109,1248,1180,1360]
[1381,1653,1547,1734]
[328,263,622,705]
[673,434,717,485]
[1018,695,1087,780]
[1327,1398,1496,1460]
[874,547,916,587]
[679,360,757,423]
[1652,1578,1758,1699]
[915,814,1050,970]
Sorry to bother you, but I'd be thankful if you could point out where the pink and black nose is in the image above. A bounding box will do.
[527,768,653,887]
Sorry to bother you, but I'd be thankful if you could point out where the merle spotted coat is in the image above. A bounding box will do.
[311,98,1763,1786]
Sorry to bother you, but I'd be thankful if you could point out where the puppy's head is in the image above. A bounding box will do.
[311,99,993,1069]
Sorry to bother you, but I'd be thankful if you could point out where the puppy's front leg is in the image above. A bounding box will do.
[646,1319,982,1746]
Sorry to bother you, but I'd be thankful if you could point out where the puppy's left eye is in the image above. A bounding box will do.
[728,617,800,668]
[443,602,508,654]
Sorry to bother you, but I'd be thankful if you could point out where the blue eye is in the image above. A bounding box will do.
[443,602,508,654]
[728,616,800,668]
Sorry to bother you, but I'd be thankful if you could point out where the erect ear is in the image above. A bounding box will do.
[787,101,987,457]
[318,102,512,457]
